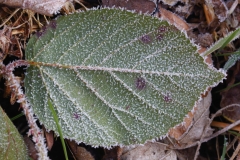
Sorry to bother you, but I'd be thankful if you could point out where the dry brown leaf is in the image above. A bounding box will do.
[161,0,189,6]
[0,0,70,16]
[24,136,38,160]
[174,146,198,160]
[226,1,240,28]
[8,37,23,59]
[168,91,214,147]
[205,0,228,22]
[66,140,94,160]
[159,7,190,31]
[4,76,23,105]
[0,26,11,62]
[196,33,214,48]
[175,4,193,19]
[102,146,122,160]
[203,3,215,24]
[121,142,177,160]
[43,127,54,151]
[102,0,156,14]
[220,85,240,122]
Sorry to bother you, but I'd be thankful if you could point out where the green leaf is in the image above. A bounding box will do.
[201,27,240,57]
[24,8,226,147]
[223,50,240,71]
[0,107,28,160]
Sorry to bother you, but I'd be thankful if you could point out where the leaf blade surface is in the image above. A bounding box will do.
[25,9,226,147]
[0,107,28,160]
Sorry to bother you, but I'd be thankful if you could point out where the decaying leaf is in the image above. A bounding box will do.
[168,91,214,147]
[0,0,69,16]
[102,0,156,14]
[159,7,190,31]
[23,136,38,160]
[220,85,240,122]
[24,8,225,147]
[66,140,95,160]
[43,126,54,151]
[103,146,122,160]
[0,26,11,62]
[161,0,189,6]
[121,142,177,160]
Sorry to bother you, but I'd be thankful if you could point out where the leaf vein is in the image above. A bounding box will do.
[40,67,116,142]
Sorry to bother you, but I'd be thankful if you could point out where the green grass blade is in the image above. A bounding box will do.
[11,112,24,121]
[48,99,69,160]
[223,50,240,71]
[202,27,240,57]
[220,136,227,160]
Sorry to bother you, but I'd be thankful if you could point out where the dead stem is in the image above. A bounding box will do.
[2,60,50,160]
[172,104,240,151]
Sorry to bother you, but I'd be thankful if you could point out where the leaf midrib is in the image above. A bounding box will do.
[28,62,211,78]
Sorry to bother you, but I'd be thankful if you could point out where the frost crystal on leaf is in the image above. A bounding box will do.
[24,8,226,147]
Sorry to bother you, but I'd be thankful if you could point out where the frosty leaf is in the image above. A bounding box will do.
[0,107,28,160]
[24,8,226,147]
[223,50,240,71]
[201,27,240,56]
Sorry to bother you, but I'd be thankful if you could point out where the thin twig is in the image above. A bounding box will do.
[2,60,50,160]
[0,9,20,28]
[172,104,240,150]
[229,140,240,160]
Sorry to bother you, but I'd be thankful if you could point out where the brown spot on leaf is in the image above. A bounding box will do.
[140,34,152,44]
[163,93,172,103]
[73,112,81,120]
[135,77,146,90]
[158,26,168,33]
[36,31,44,38]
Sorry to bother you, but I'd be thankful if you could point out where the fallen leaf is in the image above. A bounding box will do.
[24,136,38,160]
[196,33,214,48]
[174,146,198,160]
[203,3,216,24]
[0,26,11,62]
[67,140,94,160]
[121,142,177,160]
[43,126,54,151]
[102,0,156,14]
[168,91,214,147]
[220,85,240,122]
[210,0,228,22]
[159,7,190,31]
[161,0,189,6]
[0,0,70,16]
[103,146,122,160]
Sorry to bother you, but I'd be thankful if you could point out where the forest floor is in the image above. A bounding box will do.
[1,0,240,160]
